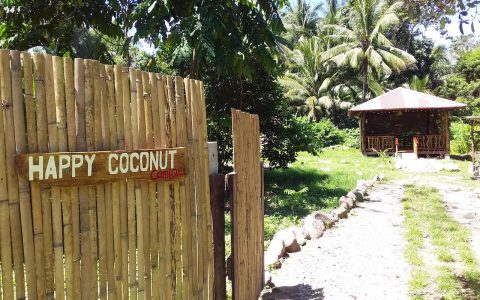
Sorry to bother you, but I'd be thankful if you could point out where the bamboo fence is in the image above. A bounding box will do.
[0,50,213,299]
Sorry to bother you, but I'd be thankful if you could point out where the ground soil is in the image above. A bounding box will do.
[262,172,480,300]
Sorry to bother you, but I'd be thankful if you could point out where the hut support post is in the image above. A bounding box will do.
[471,120,476,165]
[445,111,450,158]
[359,113,365,153]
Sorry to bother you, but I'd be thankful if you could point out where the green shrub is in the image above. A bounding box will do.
[313,119,345,148]
[450,121,477,154]
[341,128,360,148]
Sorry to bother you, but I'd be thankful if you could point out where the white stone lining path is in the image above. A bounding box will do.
[263,181,411,300]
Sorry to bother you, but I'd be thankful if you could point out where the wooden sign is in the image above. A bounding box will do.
[15,147,186,187]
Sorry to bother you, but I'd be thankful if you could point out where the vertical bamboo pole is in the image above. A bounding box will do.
[31,53,47,299]
[198,81,213,298]
[21,52,44,299]
[94,61,108,300]
[141,71,153,300]
[37,53,55,299]
[175,76,193,299]
[0,50,14,300]
[149,72,160,300]
[105,64,117,300]
[52,55,67,300]
[83,59,98,299]
[184,79,200,297]
[156,74,170,299]
[471,120,476,165]
[111,65,123,298]
[165,76,181,299]
[64,56,80,300]
[132,69,146,300]
[12,50,38,299]
[114,66,128,299]
[75,58,89,300]
[445,111,450,156]
[189,80,205,298]
[43,54,59,298]
[184,78,199,298]
[126,68,137,300]
[1,49,26,300]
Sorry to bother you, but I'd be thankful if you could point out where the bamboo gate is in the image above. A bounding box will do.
[230,110,263,300]
[0,50,213,299]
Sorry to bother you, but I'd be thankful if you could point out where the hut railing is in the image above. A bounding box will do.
[416,134,446,150]
[365,136,395,152]
[366,135,446,152]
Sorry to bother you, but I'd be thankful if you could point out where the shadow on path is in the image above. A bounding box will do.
[262,284,325,300]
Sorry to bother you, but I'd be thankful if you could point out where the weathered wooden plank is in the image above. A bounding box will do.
[210,174,226,300]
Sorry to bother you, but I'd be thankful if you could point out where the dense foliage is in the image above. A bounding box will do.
[1,0,478,163]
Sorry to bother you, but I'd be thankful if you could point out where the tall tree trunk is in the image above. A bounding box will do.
[189,48,197,79]
[362,59,368,103]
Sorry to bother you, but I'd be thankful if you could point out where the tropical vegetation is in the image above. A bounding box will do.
[1,0,479,164]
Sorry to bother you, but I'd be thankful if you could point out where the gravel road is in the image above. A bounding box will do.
[263,181,411,300]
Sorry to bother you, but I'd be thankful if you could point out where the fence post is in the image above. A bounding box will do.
[209,174,226,300]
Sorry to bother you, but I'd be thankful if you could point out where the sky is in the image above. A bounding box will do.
[304,0,480,48]
[139,1,479,53]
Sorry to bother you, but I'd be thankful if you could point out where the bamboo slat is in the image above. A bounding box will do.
[149,72,160,300]
[126,68,137,300]
[199,82,214,299]
[155,74,170,299]
[37,53,56,300]
[183,79,200,298]
[64,57,80,300]
[1,49,26,300]
[165,76,177,299]
[175,76,193,299]
[131,68,146,300]
[52,55,67,300]
[114,66,129,300]
[82,59,97,300]
[16,51,38,299]
[95,62,108,300]
[0,50,14,300]
[142,71,154,300]
[105,65,117,300]
[31,53,47,300]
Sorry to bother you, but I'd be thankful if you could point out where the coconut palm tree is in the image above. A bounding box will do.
[407,75,430,92]
[322,0,416,102]
[280,37,354,124]
[282,0,323,44]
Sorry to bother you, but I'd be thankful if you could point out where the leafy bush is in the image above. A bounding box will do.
[450,121,473,154]
[313,119,345,148]
[341,128,360,149]
[293,118,347,152]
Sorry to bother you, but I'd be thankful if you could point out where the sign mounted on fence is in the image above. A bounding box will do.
[15,147,186,186]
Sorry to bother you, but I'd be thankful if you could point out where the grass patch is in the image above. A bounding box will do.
[402,185,480,299]
[263,149,400,235]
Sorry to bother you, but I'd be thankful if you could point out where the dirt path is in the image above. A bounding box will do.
[263,181,411,300]
[263,174,480,300]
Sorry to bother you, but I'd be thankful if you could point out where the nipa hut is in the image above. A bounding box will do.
[348,87,466,157]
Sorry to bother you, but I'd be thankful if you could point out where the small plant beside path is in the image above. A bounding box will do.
[402,185,480,299]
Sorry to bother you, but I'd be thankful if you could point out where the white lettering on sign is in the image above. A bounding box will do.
[26,150,177,181]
